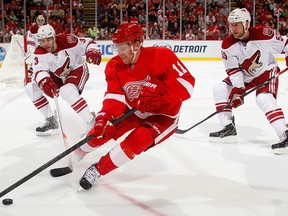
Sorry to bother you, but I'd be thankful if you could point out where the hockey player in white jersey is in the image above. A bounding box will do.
[27,24,101,136]
[24,15,60,136]
[209,8,288,154]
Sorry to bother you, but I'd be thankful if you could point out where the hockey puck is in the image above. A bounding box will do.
[2,198,13,205]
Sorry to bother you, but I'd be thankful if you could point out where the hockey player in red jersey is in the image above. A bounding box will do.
[77,23,195,190]
[28,24,101,136]
[209,8,288,154]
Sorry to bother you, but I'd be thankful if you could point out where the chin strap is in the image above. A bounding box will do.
[131,42,143,64]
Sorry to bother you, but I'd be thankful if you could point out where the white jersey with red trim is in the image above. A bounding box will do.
[33,34,95,82]
[221,26,288,87]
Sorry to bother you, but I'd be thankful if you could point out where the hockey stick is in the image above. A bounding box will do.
[0,107,137,198]
[52,92,73,176]
[175,67,288,134]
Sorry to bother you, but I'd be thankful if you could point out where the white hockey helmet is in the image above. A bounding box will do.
[37,24,55,40]
[228,8,251,31]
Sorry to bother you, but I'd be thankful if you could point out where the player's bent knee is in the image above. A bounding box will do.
[59,83,79,102]
[212,82,230,101]
[121,127,154,158]
[213,82,228,96]
[256,93,277,112]
[25,82,44,100]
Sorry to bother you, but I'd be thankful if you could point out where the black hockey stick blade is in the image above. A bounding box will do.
[0,107,136,198]
[49,107,138,177]
[50,166,72,177]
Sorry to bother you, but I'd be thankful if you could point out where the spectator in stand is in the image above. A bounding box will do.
[9,11,17,21]
[117,0,127,12]
[33,5,43,19]
[87,24,97,39]
[138,10,146,24]
[198,14,206,31]
[150,29,160,39]
[110,17,120,33]
[54,17,64,35]
[206,11,216,25]
[157,9,168,28]
[165,30,173,39]
[219,2,229,17]
[269,0,277,12]
[6,19,17,33]
[169,16,179,36]
[196,31,204,40]
[185,29,196,40]
[281,5,288,19]
[52,4,65,19]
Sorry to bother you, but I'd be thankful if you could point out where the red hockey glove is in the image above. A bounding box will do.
[137,79,166,113]
[86,48,102,65]
[228,87,245,108]
[87,111,115,147]
[93,111,115,139]
[37,77,58,98]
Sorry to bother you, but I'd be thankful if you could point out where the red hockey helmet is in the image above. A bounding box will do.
[112,23,144,44]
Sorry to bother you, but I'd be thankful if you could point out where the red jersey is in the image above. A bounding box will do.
[102,47,195,119]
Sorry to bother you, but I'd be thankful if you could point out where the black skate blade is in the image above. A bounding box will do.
[50,166,73,177]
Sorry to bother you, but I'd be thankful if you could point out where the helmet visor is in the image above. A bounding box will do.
[111,43,131,55]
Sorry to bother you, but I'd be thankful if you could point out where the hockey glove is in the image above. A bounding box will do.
[228,87,245,108]
[37,77,59,98]
[137,79,166,113]
[91,111,115,138]
[86,48,102,65]
[87,111,115,147]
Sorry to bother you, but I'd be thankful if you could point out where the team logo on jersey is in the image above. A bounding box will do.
[123,76,150,101]
[55,57,72,77]
[240,50,263,75]
[67,35,77,43]
[263,27,273,37]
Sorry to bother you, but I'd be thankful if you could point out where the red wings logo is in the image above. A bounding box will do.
[123,76,150,101]
[240,50,263,76]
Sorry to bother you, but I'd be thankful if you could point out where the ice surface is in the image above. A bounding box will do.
[0,61,288,216]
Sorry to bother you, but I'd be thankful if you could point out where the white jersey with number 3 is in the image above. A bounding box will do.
[33,34,95,82]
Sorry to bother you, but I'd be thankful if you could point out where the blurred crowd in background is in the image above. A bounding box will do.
[0,0,287,42]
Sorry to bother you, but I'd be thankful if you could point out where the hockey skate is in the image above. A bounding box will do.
[209,117,237,143]
[36,116,59,136]
[79,164,101,190]
[271,131,288,155]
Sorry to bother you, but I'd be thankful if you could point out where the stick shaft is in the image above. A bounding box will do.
[175,68,288,134]
[53,94,73,168]
[0,107,136,198]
